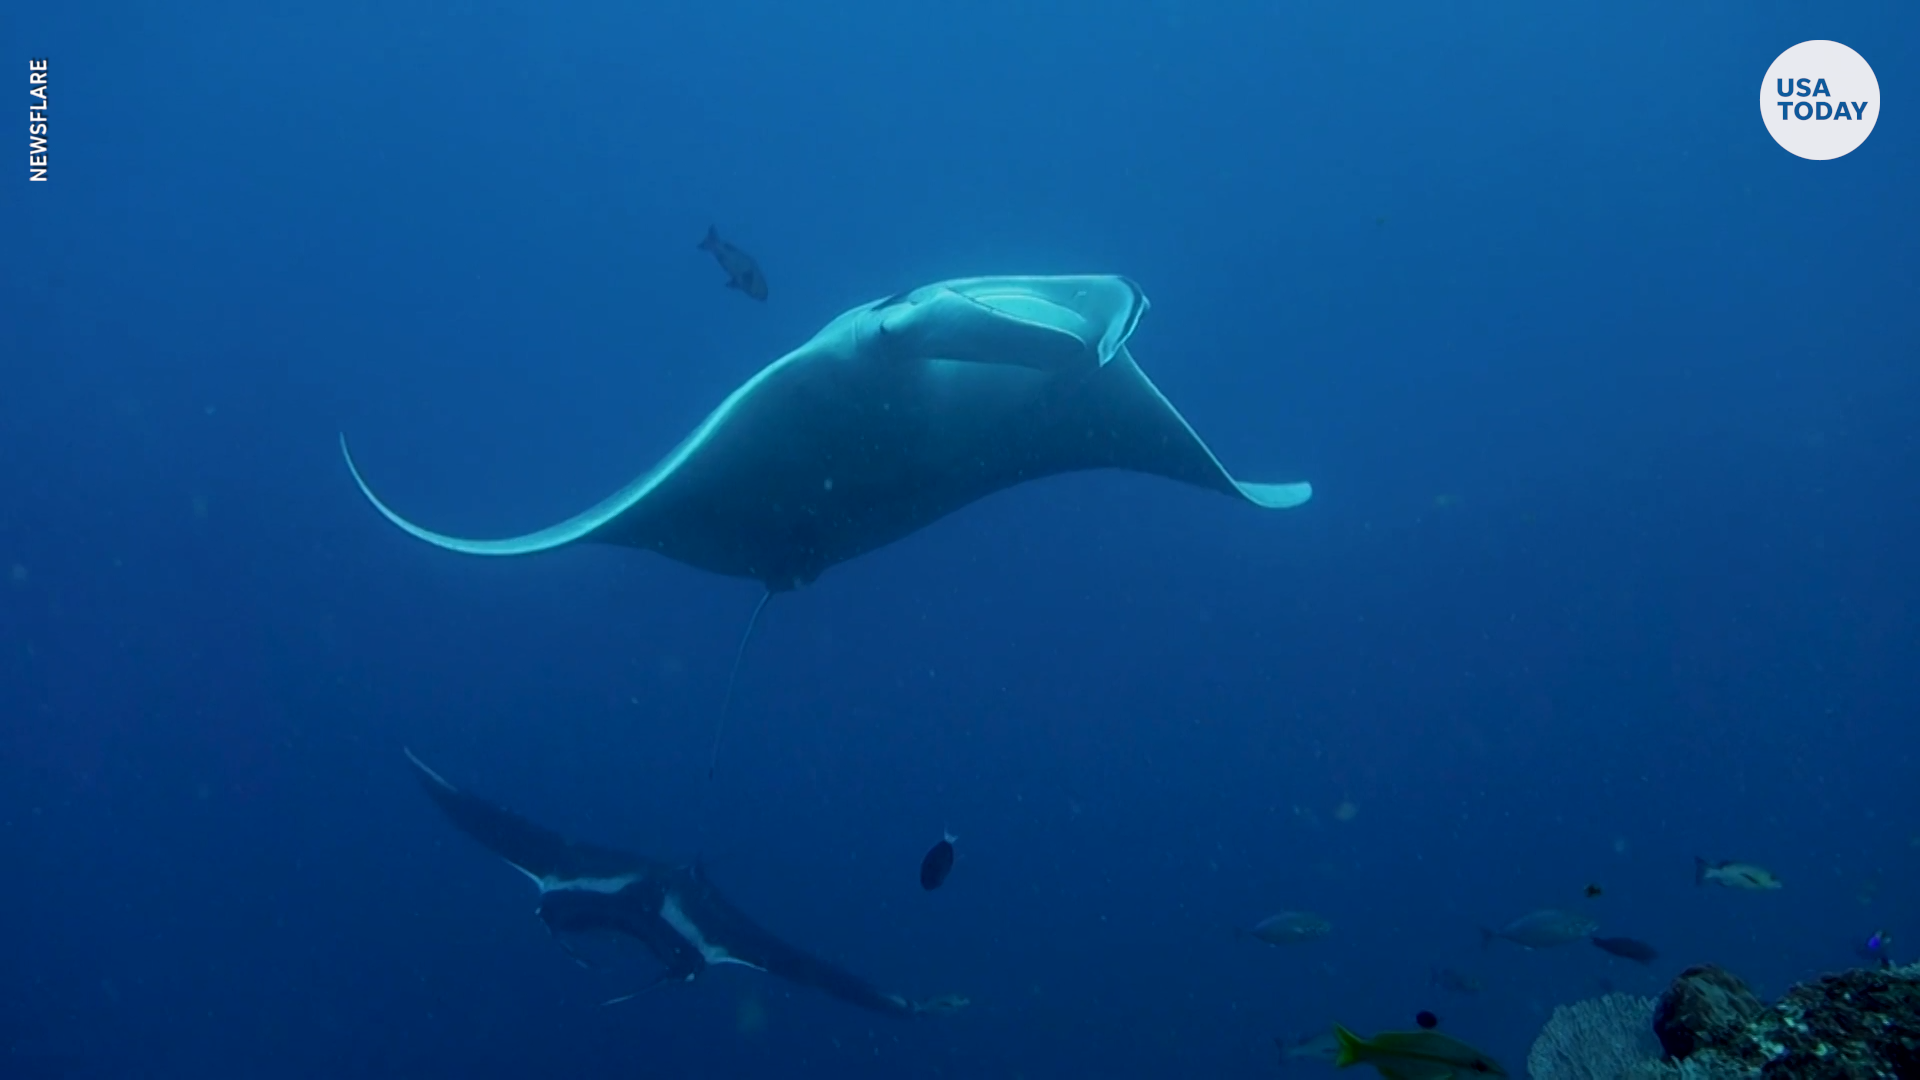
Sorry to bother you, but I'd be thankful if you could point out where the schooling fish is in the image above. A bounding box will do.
[1239,910,1333,946]
[920,831,956,891]
[1332,1024,1508,1079]
[697,225,768,300]
[1589,935,1660,965]
[1695,857,1782,891]
[1480,909,1598,950]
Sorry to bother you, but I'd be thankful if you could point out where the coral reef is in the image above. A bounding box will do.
[1652,964,1764,1060]
[1528,993,1661,1080]
[1527,962,1920,1080]
[1711,962,1920,1078]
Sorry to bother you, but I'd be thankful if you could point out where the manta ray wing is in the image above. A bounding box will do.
[1069,346,1314,510]
[343,275,1311,589]
[403,747,643,890]
[404,751,963,1018]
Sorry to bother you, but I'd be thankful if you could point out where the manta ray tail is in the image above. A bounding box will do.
[692,590,774,854]
[707,589,773,784]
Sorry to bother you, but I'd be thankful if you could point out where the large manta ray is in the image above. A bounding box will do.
[341,274,1311,590]
[404,749,967,1018]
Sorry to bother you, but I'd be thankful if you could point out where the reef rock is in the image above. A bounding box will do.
[1642,962,1920,1079]
[1652,963,1765,1060]
[1728,962,1919,1079]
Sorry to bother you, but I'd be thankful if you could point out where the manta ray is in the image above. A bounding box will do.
[341,274,1312,591]
[403,748,968,1018]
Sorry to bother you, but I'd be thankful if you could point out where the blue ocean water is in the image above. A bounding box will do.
[4,2,1915,1077]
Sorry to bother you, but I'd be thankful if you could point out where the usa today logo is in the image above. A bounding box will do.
[1761,41,1879,160]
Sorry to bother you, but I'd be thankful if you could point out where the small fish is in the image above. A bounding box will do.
[1480,909,1599,950]
[1590,935,1659,965]
[1584,883,1603,899]
[1239,910,1333,946]
[919,830,956,891]
[1854,930,1894,969]
[1415,1010,1440,1029]
[1332,1024,1508,1079]
[1695,857,1782,891]
[697,226,768,301]
[1430,966,1484,995]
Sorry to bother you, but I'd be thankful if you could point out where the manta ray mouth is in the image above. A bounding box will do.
[951,278,1148,365]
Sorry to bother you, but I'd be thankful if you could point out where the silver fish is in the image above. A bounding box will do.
[1695,857,1782,891]
[1481,909,1598,950]
[1240,910,1333,946]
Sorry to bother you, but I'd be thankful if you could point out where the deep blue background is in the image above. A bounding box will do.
[4,2,1916,1076]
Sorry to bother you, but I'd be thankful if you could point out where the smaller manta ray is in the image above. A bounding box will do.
[698,226,767,301]
[402,748,967,1018]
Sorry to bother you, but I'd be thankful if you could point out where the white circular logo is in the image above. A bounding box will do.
[1761,40,1879,160]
